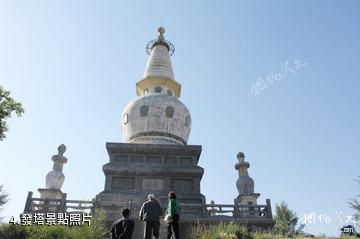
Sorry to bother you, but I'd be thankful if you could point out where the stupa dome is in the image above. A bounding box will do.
[122,93,191,145]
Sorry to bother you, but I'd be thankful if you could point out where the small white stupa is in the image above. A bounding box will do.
[235,152,260,205]
[38,144,68,200]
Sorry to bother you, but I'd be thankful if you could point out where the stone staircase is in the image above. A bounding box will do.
[130,219,172,239]
[132,219,183,239]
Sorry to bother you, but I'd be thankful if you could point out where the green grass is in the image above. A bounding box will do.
[0,223,108,239]
[1,221,358,239]
[190,223,358,239]
[190,223,252,239]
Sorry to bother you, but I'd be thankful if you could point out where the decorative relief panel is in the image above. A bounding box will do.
[164,156,177,164]
[142,179,164,190]
[114,155,128,163]
[179,157,193,165]
[130,155,143,163]
[146,156,161,164]
[171,179,193,192]
[112,177,135,190]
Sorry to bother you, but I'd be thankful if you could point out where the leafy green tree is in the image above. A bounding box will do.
[349,176,360,221]
[0,86,24,141]
[0,184,9,221]
[273,201,304,237]
[0,185,8,207]
[89,208,108,239]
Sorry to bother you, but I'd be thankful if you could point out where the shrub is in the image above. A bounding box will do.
[191,223,251,239]
[0,224,27,239]
[252,232,273,239]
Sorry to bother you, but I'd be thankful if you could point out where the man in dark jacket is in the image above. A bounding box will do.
[111,208,134,239]
[139,194,163,239]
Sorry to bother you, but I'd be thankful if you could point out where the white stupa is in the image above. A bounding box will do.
[122,27,191,145]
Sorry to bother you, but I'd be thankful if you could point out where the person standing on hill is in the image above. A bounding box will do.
[165,191,180,239]
[139,194,163,239]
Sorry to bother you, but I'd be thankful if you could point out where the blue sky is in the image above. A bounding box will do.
[1,0,359,236]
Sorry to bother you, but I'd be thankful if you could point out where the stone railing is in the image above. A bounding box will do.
[204,199,273,220]
[169,198,273,223]
[24,191,273,223]
[24,191,94,215]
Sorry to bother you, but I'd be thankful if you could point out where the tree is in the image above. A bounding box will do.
[0,185,8,208]
[273,201,304,237]
[0,184,9,221]
[0,86,24,141]
[349,176,360,221]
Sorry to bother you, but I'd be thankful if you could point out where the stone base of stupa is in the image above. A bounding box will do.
[38,188,65,200]
[96,143,206,223]
[235,192,260,205]
[37,188,66,212]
